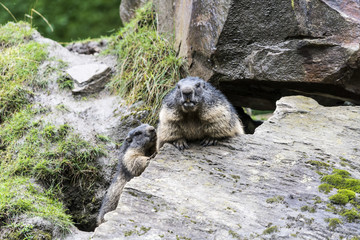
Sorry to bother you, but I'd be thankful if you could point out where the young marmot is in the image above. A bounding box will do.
[157,77,244,150]
[97,124,156,225]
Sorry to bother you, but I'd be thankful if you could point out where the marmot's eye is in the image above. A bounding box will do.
[195,83,201,88]
[177,84,180,89]
[134,131,141,136]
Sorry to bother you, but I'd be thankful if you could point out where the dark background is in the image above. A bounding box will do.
[0,0,122,42]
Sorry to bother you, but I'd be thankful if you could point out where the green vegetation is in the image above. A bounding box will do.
[341,208,360,222]
[325,218,342,230]
[0,1,120,41]
[306,160,330,169]
[0,22,47,123]
[300,205,316,213]
[106,2,184,125]
[318,169,360,226]
[321,169,360,193]
[0,21,34,46]
[318,183,334,194]
[56,75,73,90]
[266,196,284,204]
[0,22,105,237]
[263,225,278,235]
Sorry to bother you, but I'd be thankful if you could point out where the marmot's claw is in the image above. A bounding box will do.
[173,139,189,150]
[201,138,218,146]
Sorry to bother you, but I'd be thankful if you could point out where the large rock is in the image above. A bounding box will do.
[155,0,360,109]
[120,0,149,23]
[92,96,360,239]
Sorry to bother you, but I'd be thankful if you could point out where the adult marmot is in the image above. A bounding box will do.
[157,77,244,150]
[97,124,156,225]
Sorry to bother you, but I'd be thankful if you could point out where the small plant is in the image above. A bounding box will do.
[301,205,316,213]
[325,218,342,230]
[263,225,278,235]
[318,183,334,194]
[56,74,74,90]
[341,208,360,222]
[266,196,284,204]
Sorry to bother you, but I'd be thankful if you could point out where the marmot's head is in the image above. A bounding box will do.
[175,77,206,112]
[125,124,156,153]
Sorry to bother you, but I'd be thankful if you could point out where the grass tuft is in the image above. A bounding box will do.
[106,2,184,125]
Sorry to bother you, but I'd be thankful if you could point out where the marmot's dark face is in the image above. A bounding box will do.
[176,78,205,112]
[126,124,157,151]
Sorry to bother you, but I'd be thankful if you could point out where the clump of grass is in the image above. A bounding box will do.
[56,75,73,90]
[0,176,72,236]
[0,108,105,232]
[0,26,47,123]
[106,2,184,125]
[0,22,34,47]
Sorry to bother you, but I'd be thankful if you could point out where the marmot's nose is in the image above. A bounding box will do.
[182,87,193,99]
[148,126,155,133]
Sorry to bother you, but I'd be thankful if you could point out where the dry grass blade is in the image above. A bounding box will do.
[0,2,17,22]
[31,8,54,32]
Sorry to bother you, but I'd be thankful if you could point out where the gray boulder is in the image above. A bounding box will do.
[155,0,360,109]
[91,95,360,239]
[120,0,149,23]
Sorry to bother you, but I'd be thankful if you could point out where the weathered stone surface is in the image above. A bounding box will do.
[155,0,360,109]
[91,96,360,239]
[66,40,108,55]
[32,29,145,234]
[120,0,149,23]
[67,63,112,94]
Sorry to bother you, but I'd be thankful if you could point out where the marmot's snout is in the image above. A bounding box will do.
[147,126,157,142]
[180,86,197,108]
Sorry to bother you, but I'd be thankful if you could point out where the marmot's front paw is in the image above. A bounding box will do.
[200,138,218,146]
[172,139,189,150]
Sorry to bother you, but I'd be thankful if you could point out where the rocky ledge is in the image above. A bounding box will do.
[91,96,360,239]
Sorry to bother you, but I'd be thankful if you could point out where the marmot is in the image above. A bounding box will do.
[97,124,156,225]
[157,77,244,150]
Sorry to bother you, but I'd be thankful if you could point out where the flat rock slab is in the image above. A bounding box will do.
[66,63,112,94]
[92,96,360,239]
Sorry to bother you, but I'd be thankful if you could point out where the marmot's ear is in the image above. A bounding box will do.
[126,137,132,143]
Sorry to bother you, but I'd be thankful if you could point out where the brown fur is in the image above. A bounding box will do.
[96,124,156,226]
[157,77,244,150]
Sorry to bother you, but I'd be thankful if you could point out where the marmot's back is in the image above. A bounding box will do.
[157,77,244,150]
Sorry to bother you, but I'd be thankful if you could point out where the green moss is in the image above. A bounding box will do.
[106,2,184,125]
[318,183,334,194]
[338,189,356,200]
[263,225,278,235]
[332,169,351,178]
[228,230,241,239]
[301,205,316,213]
[266,196,284,204]
[341,208,360,222]
[321,169,360,193]
[325,218,342,230]
[329,193,349,205]
[306,160,330,169]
